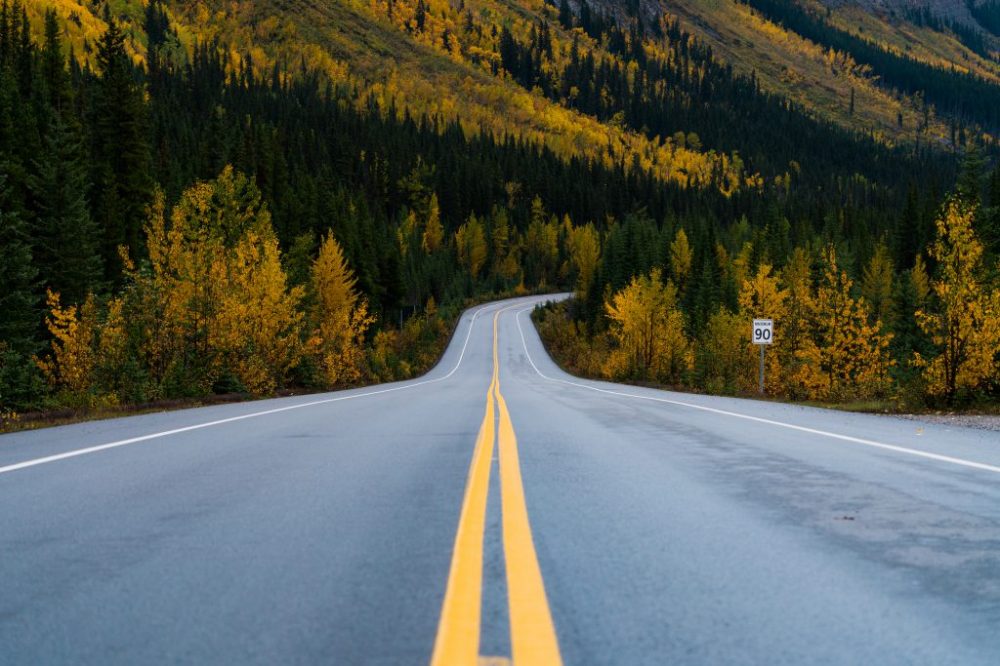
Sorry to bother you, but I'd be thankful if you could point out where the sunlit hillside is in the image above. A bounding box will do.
[27,0,750,193]
[658,0,954,145]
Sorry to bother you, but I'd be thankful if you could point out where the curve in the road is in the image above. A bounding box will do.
[0,303,491,477]
[513,307,1000,476]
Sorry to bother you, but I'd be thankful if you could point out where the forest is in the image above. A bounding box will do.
[0,1,998,425]
[738,0,1000,134]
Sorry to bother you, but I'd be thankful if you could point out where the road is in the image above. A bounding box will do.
[2,295,1000,664]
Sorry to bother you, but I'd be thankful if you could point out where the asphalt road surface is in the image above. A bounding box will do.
[2,295,1000,665]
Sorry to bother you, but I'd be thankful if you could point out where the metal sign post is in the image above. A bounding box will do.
[752,319,773,394]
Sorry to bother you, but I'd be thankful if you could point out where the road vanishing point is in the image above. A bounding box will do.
[2,295,1000,664]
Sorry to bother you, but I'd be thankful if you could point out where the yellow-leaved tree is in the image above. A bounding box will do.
[698,307,753,394]
[36,290,99,404]
[213,229,305,394]
[668,228,693,294]
[779,247,817,398]
[604,268,691,384]
[915,201,1000,400]
[127,166,303,394]
[421,193,444,254]
[860,241,894,324]
[454,214,488,280]
[523,197,560,287]
[309,232,375,387]
[567,222,601,297]
[793,247,893,401]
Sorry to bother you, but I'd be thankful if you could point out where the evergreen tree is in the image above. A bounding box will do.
[0,173,36,352]
[29,115,103,304]
[91,19,152,280]
[41,10,71,113]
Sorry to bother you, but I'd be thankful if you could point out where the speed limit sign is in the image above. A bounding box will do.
[752,319,773,345]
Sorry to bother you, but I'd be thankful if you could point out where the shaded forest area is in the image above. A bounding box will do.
[0,1,996,419]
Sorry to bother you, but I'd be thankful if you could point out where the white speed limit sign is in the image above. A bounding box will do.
[752,319,773,345]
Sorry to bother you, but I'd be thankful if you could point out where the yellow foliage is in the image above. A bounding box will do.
[421,193,444,254]
[37,290,97,397]
[213,231,305,394]
[669,228,693,289]
[739,263,788,323]
[310,232,375,387]
[698,307,755,394]
[861,242,894,323]
[127,168,303,395]
[567,223,601,297]
[914,202,1000,399]
[605,269,691,383]
[738,263,788,394]
[790,247,893,401]
[454,214,488,279]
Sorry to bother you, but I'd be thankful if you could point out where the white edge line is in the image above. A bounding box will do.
[513,307,1000,476]
[0,301,509,476]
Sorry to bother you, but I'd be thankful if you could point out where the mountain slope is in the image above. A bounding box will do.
[29,0,749,192]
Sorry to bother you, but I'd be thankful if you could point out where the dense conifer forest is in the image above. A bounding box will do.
[2,1,999,422]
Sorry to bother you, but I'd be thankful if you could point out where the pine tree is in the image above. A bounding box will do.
[0,174,36,353]
[0,170,43,411]
[29,115,103,304]
[91,19,152,280]
[40,10,70,113]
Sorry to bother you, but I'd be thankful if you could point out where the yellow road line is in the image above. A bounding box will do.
[493,313,562,666]
[430,367,497,666]
[432,306,562,665]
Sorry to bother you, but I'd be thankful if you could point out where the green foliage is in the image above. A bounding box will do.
[0,175,38,355]
[29,115,103,304]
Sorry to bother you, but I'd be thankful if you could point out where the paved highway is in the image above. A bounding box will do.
[2,295,1000,664]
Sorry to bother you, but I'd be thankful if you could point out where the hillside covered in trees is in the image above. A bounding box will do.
[1,0,999,421]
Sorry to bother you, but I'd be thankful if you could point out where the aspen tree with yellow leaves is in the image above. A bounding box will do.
[523,197,560,287]
[567,223,601,297]
[213,230,305,394]
[309,232,375,387]
[126,167,303,395]
[421,193,444,254]
[915,202,1000,401]
[36,291,99,404]
[669,228,693,294]
[454,214,488,280]
[698,307,753,394]
[794,247,893,401]
[604,269,691,384]
[861,242,894,324]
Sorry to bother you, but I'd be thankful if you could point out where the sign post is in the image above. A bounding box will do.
[752,319,773,394]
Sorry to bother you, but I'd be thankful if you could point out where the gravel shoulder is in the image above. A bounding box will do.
[894,413,1000,433]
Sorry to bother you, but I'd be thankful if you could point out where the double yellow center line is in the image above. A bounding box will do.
[431,309,562,666]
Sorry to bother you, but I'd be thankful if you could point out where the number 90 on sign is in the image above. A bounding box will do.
[752,319,773,345]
